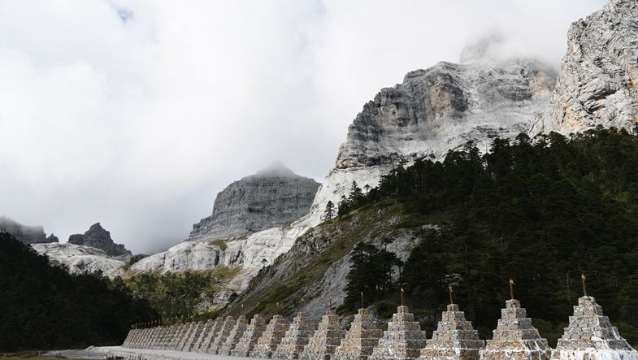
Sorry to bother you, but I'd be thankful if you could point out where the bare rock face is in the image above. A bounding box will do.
[31,242,125,278]
[310,41,557,228]
[189,163,320,241]
[68,222,132,258]
[0,216,58,245]
[551,0,638,132]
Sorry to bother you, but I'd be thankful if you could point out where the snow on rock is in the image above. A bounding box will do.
[31,242,125,278]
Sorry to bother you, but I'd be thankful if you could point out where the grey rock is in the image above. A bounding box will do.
[189,163,320,241]
[68,222,132,258]
[0,216,58,245]
[336,57,557,170]
[550,0,638,132]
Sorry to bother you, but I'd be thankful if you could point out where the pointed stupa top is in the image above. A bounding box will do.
[481,299,551,360]
[551,296,638,360]
[420,304,484,360]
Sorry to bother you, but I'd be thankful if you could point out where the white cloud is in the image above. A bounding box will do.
[0,0,607,253]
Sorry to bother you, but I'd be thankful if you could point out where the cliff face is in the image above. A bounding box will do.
[0,216,58,245]
[309,45,557,228]
[68,222,132,258]
[336,58,556,170]
[189,164,320,241]
[550,0,638,132]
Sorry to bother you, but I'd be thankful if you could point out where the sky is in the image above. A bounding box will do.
[0,0,608,254]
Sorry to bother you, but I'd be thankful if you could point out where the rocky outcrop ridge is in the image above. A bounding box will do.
[68,222,132,258]
[189,164,320,241]
[30,242,125,278]
[550,0,638,132]
[0,216,59,245]
[308,40,557,229]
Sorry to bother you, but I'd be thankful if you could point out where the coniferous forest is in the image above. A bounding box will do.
[0,233,158,352]
[338,128,638,345]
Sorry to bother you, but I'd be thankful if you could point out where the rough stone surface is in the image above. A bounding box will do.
[207,316,235,354]
[480,299,551,360]
[273,312,317,359]
[334,308,383,360]
[195,318,223,353]
[550,0,638,132]
[30,242,125,278]
[68,222,132,258]
[370,306,427,360]
[189,163,320,241]
[420,304,484,360]
[300,310,346,360]
[252,315,291,359]
[232,314,267,357]
[0,216,58,245]
[219,315,249,356]
[551,296,638,360]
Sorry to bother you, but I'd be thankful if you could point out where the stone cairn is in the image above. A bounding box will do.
[195,318,223,353]
[334,308,383,360]
[273,312,317,359]
[233,314,268,357]
[122,285,638,360]
[177,321,199,351]
[370,306,428,360]
[252,315,291,359]
[220,315,250,355]
[208,315,236,354]
[419,304,484,360]
[551,296,638,360]
[182,321,204,352]
[480,299,551,360]
[300,309,346,360]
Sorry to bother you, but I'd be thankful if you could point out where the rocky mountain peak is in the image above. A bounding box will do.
[67,222,132,258]
[0,216,58,245]
[550,0,638,131]
[189,165,320,241]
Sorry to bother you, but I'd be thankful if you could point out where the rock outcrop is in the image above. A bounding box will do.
[307,37,557,231]
[0,216,58,245]
[550,0,638,132]
[68,222,132,258]
[30,242,125,278]
[189,163,320,241]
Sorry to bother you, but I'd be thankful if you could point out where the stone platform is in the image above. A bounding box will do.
[251,315,291,359]
[273,312,317,359]
[551,296,638,360]
[233,314,268,357]
[419,304,484,360]
[334,308,382,360]
[480,299,551,360]
[369,306,427,360]
[300,310,346,360]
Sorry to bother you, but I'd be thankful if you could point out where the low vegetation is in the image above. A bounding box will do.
[0,233,157,351]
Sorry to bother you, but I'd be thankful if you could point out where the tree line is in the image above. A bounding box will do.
[338,128,638,345]
[0,233,158,351]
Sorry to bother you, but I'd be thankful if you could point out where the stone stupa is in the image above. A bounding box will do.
[369,296,428,360]
[480,280,551,360]
[551,275,638,360]
[420,288,484,360]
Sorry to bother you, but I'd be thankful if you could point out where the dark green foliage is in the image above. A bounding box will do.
[341,242,402,312]
[0,233,157,351]
[340,128,638,345]
[322,200,335,221]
